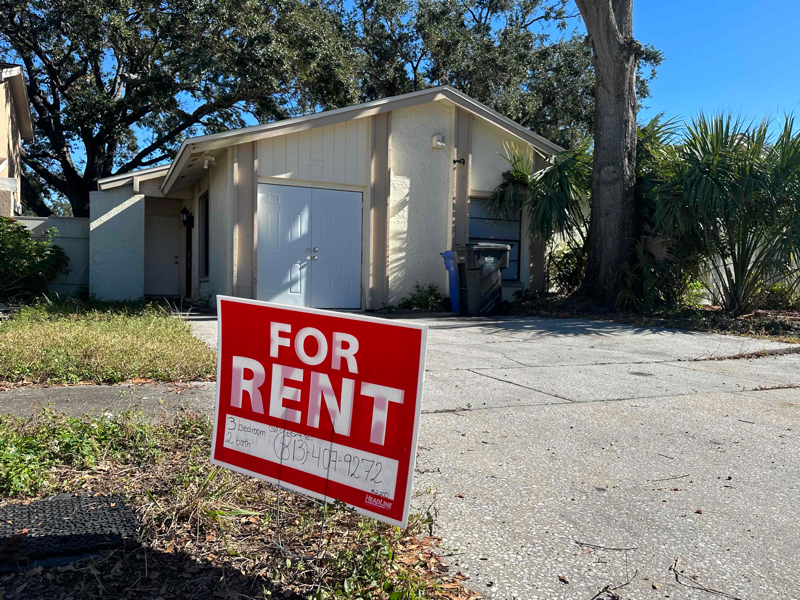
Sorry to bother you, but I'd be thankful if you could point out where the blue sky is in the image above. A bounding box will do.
[568,0,800,124]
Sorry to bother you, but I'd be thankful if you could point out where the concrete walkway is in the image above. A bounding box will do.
[3,315,800,598]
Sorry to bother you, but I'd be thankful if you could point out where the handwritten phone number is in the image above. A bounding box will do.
[224,417,382,484]
[272,435,384,484]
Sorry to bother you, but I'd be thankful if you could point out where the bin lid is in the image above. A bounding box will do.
[453,242,511,251]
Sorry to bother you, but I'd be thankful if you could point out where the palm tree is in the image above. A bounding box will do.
[653,114,800,314]
[486,140,591,293]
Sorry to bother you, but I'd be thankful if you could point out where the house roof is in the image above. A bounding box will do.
[96,163,171,191]
[98,85,563,194]
[0,64,34,141]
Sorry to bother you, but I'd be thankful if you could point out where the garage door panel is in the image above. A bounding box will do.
[257,184,361,309]
[310,189,362,309]
[257,185,311,306]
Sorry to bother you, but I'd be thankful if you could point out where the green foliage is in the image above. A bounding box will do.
[547,241,586,295]
[489,141,591,241]
[397,284,447,311]
[651,114,800,314]
[0,217,69,301]
[0,408,161,497]
[616,240,701,311]
[348,0,662,149]
[0,410,452,598]
[0,298,216,384]
[616,116,704,311]
[324,520,428,599]
[762,283,800,311]
[488,140,590,296]
[0,0,359,215]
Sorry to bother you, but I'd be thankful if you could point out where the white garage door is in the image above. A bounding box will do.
[256,184,362,308]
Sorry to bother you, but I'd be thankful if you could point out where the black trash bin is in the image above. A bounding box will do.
[453,243,511,316]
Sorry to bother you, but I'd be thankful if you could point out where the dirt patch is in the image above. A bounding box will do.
[0,411,480,599]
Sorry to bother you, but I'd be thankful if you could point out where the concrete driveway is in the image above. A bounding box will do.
[406,316,800,599]
[4,314,799,598]
[189,313,800,599]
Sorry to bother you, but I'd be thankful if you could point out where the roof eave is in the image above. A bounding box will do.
[159,85,564,195]
[97,164,171,191]
[0,67,34,141]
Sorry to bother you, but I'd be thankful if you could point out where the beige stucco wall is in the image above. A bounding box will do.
[387,101,455,304]
[470,116,518,195]
[469,116,547,293]
[89,186,145,300]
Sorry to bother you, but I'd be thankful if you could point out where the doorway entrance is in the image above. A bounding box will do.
[256,184,362,308]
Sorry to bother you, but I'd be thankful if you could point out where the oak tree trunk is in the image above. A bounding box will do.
[574,0,641,305]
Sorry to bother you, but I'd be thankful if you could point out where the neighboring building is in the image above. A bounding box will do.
[92,86,561,309]
[0,63,34,218]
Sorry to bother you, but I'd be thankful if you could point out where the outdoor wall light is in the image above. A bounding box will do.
[180,206,194,228]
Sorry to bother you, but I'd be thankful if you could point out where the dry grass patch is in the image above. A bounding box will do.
[0,300,216,385]
[0,410,479,600]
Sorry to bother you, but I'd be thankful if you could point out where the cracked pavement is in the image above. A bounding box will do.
[410,316,800,599]
[4,314,800,599]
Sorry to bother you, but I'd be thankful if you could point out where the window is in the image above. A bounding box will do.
[468,198,521,281]
[199,192,209,278]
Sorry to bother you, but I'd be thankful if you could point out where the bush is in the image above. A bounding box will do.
[762,283,800,311]
[397,283,446,311]
[0,217,69,301]
[547,241,586,295]
[651,114,800,314]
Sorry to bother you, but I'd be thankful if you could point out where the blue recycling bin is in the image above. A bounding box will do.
[440,251,460,313]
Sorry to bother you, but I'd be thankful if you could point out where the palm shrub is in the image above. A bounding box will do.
[617,116,704,310]
[651,115,800,315]
[487,140,592,294]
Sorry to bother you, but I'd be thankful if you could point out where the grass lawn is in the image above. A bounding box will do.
[0,300,216,386]
[0,410,477,599]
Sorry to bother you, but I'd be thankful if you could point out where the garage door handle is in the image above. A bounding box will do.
[312,256,318,260]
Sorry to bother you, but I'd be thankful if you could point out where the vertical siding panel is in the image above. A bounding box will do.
[259,138,274,178]
[284,132,299,179]
[333,122,347,182]
[273,135,286,177]
[298,129,311,180]
[322,124,335,182]
[357,117,370,186]
[345,120,359,184]
[309,126,324,181]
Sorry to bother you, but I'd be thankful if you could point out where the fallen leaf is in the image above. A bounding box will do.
[652,582,659,589]
[558,575,569,584]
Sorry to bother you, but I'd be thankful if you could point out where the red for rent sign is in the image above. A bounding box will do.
[210,296,428,527]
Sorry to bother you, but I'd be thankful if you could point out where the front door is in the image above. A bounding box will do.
[144,214,182,296]
[257,184,362,308]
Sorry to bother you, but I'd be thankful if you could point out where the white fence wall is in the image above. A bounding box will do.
[17,216,90,296]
